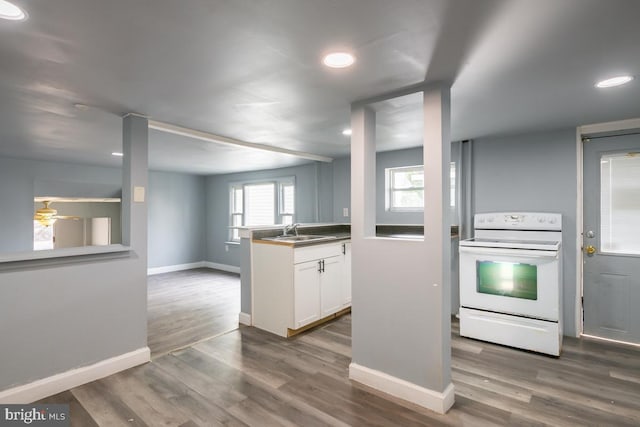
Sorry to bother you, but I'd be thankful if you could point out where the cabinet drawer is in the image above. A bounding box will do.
[294,243,342,264]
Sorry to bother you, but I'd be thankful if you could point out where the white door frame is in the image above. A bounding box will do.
[575,117,640,338]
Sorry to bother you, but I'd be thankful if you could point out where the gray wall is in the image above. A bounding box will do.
[471,129,578,335]
[147,171,206,268]
[205,161,334,268]
[0,115,148,392]
[332,156,351,222]
[0,157,122,253]
[332,147,426,224]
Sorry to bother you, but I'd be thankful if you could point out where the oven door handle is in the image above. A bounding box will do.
[459,246,559,259]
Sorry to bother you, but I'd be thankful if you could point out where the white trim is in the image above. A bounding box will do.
[0,347,150,404]
[576,117,640,339]
[238,312,252,326]
[349,363,455,414]
[579,118,640,135]
[581,334,640,348]
[203,262,241,274]
[147,261,205,275]
[147,261,240,275]
[575,127,584,338]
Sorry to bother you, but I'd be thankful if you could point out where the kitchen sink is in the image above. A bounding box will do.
[263,234,336,242]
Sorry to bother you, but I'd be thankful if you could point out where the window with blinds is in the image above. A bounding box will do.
[229,178,295,241]
[245,183,275,226]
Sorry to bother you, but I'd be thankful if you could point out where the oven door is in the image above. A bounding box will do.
[459,245,560,321]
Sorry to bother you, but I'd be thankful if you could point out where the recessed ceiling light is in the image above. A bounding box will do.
[595,75,634,88]
[342,129,352,136]
[112,152,123,157]
[73,103,90,111]
[323,52,355,69]
[0,0,26,21]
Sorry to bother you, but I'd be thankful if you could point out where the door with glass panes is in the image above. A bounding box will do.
[583,132,640,344]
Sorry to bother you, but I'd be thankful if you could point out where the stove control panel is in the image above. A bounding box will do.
[474,212,562,231]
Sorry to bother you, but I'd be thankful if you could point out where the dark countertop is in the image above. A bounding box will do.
[251,224,459,247]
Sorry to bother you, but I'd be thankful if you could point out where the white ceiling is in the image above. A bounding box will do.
[1,0,639,174]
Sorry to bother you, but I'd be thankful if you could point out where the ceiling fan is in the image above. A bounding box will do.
[34,200,80,227]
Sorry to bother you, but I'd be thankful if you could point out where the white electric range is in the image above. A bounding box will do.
[458,212,563,356]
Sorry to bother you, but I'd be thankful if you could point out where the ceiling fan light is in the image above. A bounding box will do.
[38,218,57,227]
[34,201,58,226]
[0,0,26,21]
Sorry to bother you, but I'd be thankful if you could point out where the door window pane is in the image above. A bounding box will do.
[33,220,54,251]
[601,152,640,254]
[476,261,538,300]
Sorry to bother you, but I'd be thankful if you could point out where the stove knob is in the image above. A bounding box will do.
[549,217,556,224]
[538,217,546,223]
[478,218,485,223]
[488,217,494,222]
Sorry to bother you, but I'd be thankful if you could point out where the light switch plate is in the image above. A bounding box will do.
[343,207,349,217]
[133,186,145,202]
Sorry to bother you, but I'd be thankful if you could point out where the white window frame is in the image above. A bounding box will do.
[385,162,458,214]
[229,177,295,242]
[385,165,425,212]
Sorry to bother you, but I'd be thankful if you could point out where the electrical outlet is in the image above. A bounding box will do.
[343,207,349,217]
[225,245,229,252]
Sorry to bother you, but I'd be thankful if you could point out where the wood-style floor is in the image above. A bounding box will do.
[147,268,240,357]
[40,271,640,426]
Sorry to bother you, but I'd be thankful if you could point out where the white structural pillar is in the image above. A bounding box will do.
[122,113,149,259]
[349,85,453,414]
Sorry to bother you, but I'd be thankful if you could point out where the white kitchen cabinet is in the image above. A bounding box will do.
[341,242,352,308]
[294,259,321,328]
[252,239,350,337]
[319,255,343,317]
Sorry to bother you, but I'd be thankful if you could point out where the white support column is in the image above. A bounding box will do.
[350,106,376,239]
[423,86,452,391]
[122,113,149,261]
[349,85,454,414]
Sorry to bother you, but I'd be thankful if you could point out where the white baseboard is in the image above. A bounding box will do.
[238,312,252,326]
[0,347,150,404]
[147,261,240,276]
[349,363,455,414]
[203,261,241,274]
[147,261,205,275]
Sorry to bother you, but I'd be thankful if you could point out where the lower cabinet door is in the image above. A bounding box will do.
[321,256,344,317]
[342,242,352,307]
[293,260,321,329]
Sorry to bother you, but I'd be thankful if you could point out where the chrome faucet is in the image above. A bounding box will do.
[283,223,300,236]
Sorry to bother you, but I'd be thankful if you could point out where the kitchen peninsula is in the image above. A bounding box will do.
[244,223,459,337]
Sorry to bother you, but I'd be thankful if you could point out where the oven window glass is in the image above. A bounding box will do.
[476,261,537,300]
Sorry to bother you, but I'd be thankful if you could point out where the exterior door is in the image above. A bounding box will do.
[583,132,640,344]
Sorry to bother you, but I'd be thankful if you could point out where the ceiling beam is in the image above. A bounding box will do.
[148,119,333,163]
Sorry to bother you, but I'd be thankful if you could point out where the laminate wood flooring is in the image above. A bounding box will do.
[147,268,240,357]
[40,313,640,426]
